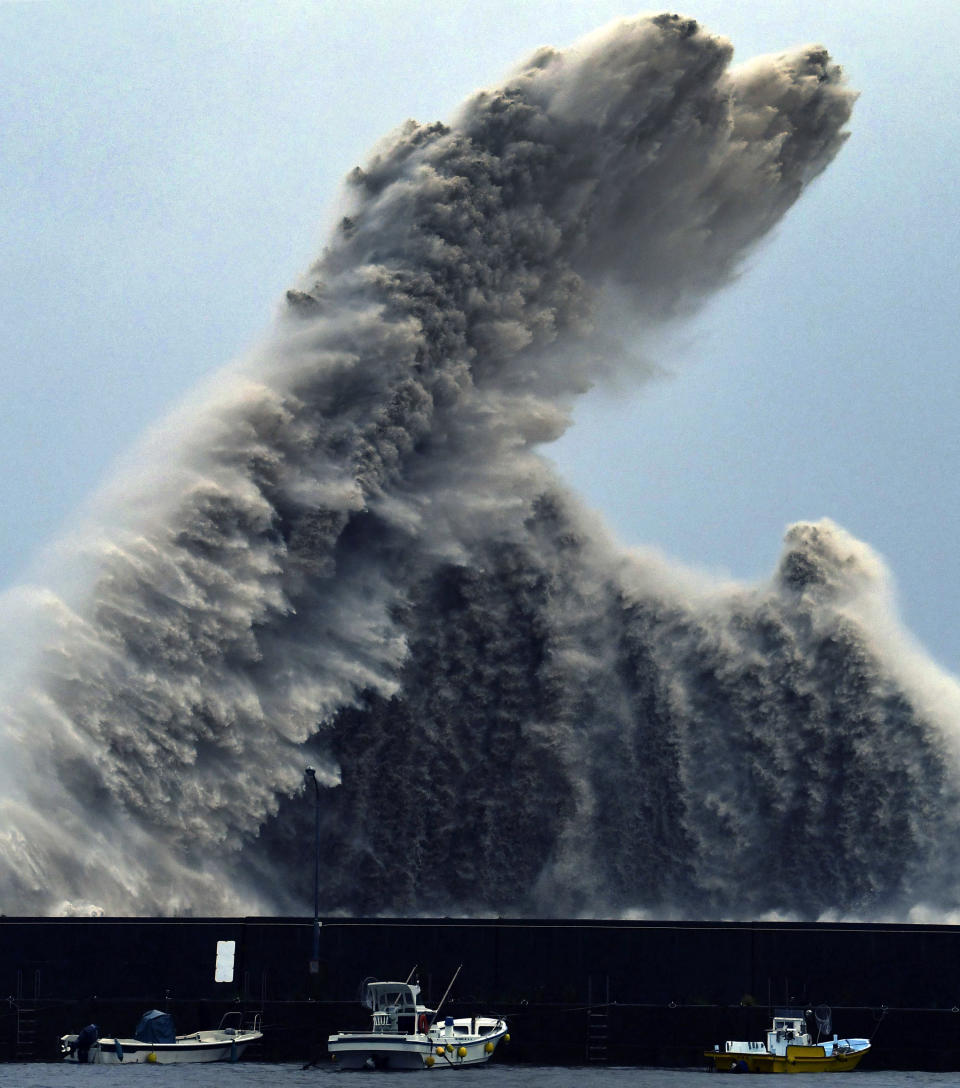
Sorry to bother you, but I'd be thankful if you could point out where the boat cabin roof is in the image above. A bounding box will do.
[363,981,422,1012]
[771,1015,806,1032]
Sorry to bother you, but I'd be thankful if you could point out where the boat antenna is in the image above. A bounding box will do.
[404,965,418,984]
[431,964,463,1025]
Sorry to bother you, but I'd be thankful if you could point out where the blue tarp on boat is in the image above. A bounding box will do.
[134,1009,176,1043]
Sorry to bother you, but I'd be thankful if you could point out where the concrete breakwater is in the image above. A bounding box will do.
[2,916,959,1068]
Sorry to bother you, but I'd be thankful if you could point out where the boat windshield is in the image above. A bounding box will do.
[771,1009,807,1035]
[772,1018,804,1033]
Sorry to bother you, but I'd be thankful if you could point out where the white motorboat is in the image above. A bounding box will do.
[60,1009,263,1064]
[328,972,509,1070]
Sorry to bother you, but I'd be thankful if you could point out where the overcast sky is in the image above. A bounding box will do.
[2,0,959,672]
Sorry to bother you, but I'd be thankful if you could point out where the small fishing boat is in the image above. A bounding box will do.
[328,968,509,1070]
[704,1008,870,1073]
[60,1009,263,1064]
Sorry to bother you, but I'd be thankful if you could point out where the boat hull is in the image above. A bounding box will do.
[61,1031,261,1064]
[704,1043,870,1073]
[329,1022,508,1070]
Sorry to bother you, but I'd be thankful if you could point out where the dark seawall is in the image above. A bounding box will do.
[3,915,960,1068]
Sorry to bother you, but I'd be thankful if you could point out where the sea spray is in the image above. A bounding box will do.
[4,14,941,922]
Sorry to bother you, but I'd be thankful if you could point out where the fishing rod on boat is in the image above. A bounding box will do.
[430,964,463,1026]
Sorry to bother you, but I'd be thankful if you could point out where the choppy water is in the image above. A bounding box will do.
[4,1065,958,1088]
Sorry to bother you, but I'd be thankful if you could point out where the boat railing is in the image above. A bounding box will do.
[219,1011,243,1032]
[372,1011,394,1032]
[218,1010,262,1035]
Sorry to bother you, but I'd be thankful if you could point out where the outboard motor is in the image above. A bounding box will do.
[74,1023,99,1063]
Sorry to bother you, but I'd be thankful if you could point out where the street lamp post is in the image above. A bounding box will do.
[304,767,321,973]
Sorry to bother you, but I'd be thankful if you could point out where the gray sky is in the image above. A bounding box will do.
[2,0,959,671]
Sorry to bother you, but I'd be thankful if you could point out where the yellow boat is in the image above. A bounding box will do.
[704,1009,870,1073]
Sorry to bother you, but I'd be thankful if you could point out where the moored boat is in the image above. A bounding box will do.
[60,1009,263,1064]
[705,1008,870,1073]
[328,970,509,1070]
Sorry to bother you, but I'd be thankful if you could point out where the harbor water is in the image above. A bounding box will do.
[3,1065,958,1088]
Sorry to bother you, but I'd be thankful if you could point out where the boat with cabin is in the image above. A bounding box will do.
[327,970,509,1069]
[704,1007,870,1073]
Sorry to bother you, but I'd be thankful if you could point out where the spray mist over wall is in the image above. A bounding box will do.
[3,13,956,922]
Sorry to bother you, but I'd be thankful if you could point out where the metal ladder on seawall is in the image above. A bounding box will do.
[15,1003,39,1060]
[13,968,42,1060]
[237,966,269,1062]
[586,974,610,1063]
[240,1011,265,1061]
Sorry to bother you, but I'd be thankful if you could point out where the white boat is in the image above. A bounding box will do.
[60,1009,263,1064]
[704,1008,870,1073]
[328,973,509,1070]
